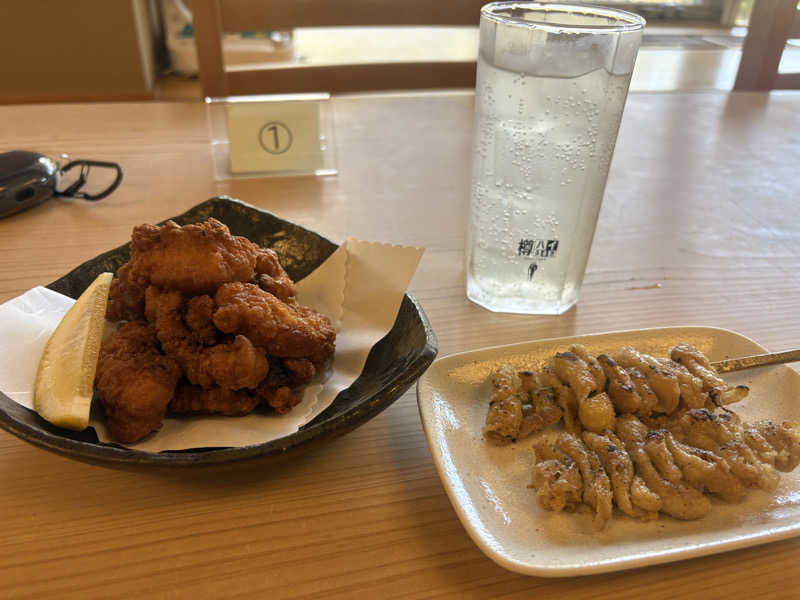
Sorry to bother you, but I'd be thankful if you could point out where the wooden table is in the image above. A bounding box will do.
[1,91,799,598]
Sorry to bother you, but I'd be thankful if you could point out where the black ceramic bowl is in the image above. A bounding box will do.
[0,197,438,469]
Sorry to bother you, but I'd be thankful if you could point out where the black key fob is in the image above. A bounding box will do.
[0,150,123,219]
[0,151,59,218]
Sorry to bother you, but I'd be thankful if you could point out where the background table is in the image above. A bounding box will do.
[1,91,799,598]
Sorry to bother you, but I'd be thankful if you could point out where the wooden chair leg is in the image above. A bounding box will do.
[192,0,228,98]
[734,0,797,90]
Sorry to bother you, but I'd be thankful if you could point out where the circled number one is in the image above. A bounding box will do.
[259,122,293,154]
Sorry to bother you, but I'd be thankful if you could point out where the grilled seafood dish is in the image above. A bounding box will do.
[482,343,800,529]
[96,218,336,443]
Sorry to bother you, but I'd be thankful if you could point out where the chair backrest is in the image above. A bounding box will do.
[734,0,800,90]
[192,0,485,97]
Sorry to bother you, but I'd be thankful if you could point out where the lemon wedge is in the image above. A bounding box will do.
[34,272,113,430]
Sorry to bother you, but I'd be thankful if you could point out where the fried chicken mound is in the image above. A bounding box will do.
[97,218,336,443]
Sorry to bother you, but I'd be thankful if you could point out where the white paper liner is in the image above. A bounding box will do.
[0,238,423,452]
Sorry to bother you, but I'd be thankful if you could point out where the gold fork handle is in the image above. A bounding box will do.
[711,349,800,373]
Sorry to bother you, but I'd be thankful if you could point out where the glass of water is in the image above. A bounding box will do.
[466,2,645,314]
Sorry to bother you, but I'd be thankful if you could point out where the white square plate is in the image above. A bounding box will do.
[416,327,800,576]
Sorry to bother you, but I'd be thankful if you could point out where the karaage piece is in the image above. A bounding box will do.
[253,357,316,414]
[170,384,262,416]
[281,358,317,385]
[106,262,146,322]
[126,218,260,294]
[95,322,181,443]
[197,335,269,390]
[145,286,268,390]
[254,247,296,302]
[258,385,303,414]
[213,282,336,363]
[184,294,217,345]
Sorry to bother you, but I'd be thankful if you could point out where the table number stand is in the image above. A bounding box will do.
[206,93,337,179]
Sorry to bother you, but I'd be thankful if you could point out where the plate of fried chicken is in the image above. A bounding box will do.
[417,327,800,576]
[0,197,436,468]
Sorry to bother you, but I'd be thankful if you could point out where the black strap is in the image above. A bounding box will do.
[54,160,123,200]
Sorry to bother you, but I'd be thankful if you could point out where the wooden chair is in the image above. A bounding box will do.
[734,0,800,90]
[191,0,486,97]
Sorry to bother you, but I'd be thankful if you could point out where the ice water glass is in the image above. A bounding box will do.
[466,2,645,314]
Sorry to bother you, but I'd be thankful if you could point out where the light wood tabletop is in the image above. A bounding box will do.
[1,90,799,598]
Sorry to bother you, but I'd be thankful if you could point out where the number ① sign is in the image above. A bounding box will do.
[259,122,292,154]
[225,99,324,175]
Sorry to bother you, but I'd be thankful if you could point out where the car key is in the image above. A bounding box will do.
[0,150,123,219]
